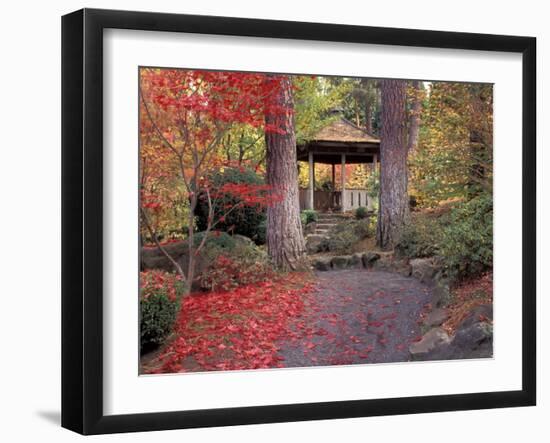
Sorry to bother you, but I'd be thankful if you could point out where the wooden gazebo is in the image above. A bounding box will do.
[297,113,380,212]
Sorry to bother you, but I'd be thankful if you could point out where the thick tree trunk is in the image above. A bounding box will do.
[407,80,422,152]
[265,76,306,270]
[377,79,410,250]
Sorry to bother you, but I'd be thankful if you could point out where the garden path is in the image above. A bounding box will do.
[277,269,433,366]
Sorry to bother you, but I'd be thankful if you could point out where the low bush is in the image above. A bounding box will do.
[396,213,444,259]
[396,194,493,280]
[256,219,267,245]
[195,167,267,244]
[199,241,272,292]
[193,230,237,250]
[140,270,186,350]
[320,219,374,253]
[439,194,493,279]
[355,206,368,219]
[301,209,318,225]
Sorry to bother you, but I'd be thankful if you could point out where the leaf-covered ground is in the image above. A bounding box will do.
[276,270,433,367]
[142,270,434,374]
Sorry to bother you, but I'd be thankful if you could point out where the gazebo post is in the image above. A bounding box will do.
[341,153,346,213]
[296,116,380,213]
[308,151,314,210]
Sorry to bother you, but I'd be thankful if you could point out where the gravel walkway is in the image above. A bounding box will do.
[277,269,433,367]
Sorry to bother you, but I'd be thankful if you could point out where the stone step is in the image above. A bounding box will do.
[317,214,345,218]
[317,214,346,218]
[316,223,337,229]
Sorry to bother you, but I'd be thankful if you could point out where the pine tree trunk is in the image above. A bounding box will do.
[265,76,306,270]
[377,79,410,250]
[407,80,422,152]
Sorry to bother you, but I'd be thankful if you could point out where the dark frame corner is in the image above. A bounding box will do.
[62,8,536,435]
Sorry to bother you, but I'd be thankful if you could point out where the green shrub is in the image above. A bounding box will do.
[193,230,237,250]
[199,241,272,291]
[256,219,267,245]
[301,209,318,225]
[396,194,493,280]
[355,206,368,219]
[396,213,445,259]
[140,270,186,350]
[439,194,493,279]
[321,219,374,253]
[195,167,267,244]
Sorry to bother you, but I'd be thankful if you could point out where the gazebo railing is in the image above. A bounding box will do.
[299,188,371,212]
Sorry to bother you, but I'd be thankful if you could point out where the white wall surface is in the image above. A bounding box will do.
[0,0,547,441]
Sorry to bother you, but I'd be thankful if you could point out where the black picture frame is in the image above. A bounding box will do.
[61,8,536,435]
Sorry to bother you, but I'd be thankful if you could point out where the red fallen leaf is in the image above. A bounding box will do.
[379,338,388,345]
[411,335,423,342]
[396,343,406,351]
[350,336,361,343]
[369,320,384,328]
[359,353,370,359]
[305,342,316,350]
[148,273,315,374]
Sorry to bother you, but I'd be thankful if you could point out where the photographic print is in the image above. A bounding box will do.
[138,68,493,375]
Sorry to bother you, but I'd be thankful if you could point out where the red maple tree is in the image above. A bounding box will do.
[139,68,291,288]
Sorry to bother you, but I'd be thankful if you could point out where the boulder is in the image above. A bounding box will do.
[364,252,411,277]
[431,280,451,308]
[312,257,332,272]
[454,321,492,347]
[409,328,451,359]
[305,234,327,254]
[141,240,189,272]
[371,254,394,272]
[410,258,436,283]
[362,251,381,268]
[458,304,493,330]
[411,318,493,361]
[424,308,449,327]
[395,260,412,277]
[331,256,350,270]
[349,253,364,269]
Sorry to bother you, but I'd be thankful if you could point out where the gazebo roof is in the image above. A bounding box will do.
[297,117,380,164]
[311,117,380,144]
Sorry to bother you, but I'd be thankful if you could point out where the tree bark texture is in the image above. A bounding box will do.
[407,80,422,152]
[265,76,307,270]
[377,79,410,250]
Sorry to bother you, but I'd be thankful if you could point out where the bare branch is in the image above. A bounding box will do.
[140,207,187,281]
